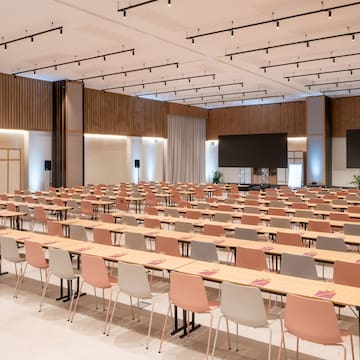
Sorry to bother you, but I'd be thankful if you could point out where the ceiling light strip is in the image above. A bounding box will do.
[285,66,360,80]
[187,2,360,41]
[75,62,179,81]
[226,30,360,58]
[13,48,135,76]
[138,81,244,97]
[188,95,285,106]
[305,79,360,88]
[102,73,215,91]
[321,87,360,94]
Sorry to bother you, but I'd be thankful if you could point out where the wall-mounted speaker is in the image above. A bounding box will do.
[44,160,52,171]
[134,159,140,168]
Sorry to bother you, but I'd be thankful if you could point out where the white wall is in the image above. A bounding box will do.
[205,140,218,183]
[84,135,166,185]
[27,131,52,191]
[332,137,360,187]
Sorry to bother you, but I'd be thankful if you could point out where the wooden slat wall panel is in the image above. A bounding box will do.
[84,88,167,137]
[332,96,360,137]
[0,72,52,131]
[207,101,306,139]
[167,102,208,119]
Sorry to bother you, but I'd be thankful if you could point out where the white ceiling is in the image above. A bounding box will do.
[1,0,360,108]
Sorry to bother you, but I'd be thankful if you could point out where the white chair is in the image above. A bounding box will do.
[212,282,279,360]
[69,224,88,241]
[106,262,155,349]
[190,240,219,263]
[124,232,147,251]
[39,248,79,320]
[0,236,26,297]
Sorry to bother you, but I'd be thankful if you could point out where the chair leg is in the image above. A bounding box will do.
[15,263,28,298]
[39,271,52,312]
[106,291,120,336]
[205,313,214,360]
[277,331,285,360]
[70,280,85,323]
[211,315,224,360]
[225,317,231,350]
[267,327,272,360]
[13,263,23,298]
[296,337,299,360]
[103,288,113,335]
[236,323,239,351]
[158,302,172,354]
[129,296,135,320]
[145,300,155,350]
[348,334,355,360]
[67,279,77,321]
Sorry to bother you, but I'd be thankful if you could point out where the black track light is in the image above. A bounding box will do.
[123,10,127,18]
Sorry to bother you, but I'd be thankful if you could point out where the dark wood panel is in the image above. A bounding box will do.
[167,102,208,119]
[332,96,360,137]
[207,101,306,139]
[0,72,52,131]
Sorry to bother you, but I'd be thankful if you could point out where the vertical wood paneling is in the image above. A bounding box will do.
[207,101,306,139]
[0,72,52,131]
[332,96,360,137]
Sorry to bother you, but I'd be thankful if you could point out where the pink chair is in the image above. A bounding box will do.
[203,223,225,237]
[93,228,112,246]
[277,294,354,360]
[276,231,303,247]
[33,206,48,232]
[308,219,332,233]
[333,261,360,287]
[158,271,219,359]
[144,217,161,229]
[291,202,309,209]
[81,200,95,219]
[235,247,268,271]
[52,198,65,206]
[99,213,114,223]
[185,210,202,219]
[268,207,286,216]
[6,203,16,211]
[144,207,158,215]
[348,206,360,214]
[115,197,129,211]
[70,254,117,334]
[47,221,64,237]
[155,236,181,257]
[218,204,232,212]
[329,212,351,221]
[16,241,49,298]
[241,214,261,225]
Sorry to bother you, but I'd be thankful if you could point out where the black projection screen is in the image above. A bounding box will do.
[346,129,360,168]
[219,133,288,168]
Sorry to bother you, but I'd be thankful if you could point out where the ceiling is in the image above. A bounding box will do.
[1,0,360,108]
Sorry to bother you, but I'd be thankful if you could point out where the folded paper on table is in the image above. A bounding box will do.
[17,236,31,241]
[315,290,336,299]
[261,246,274,251]
[250,279,270,286]
[147,259,165,266]
[43,241,57,245]
[146,231,158,237]
[179,235,192,240]
[214,239,224,244]
[303,251,317,257]
[199,270,218,276]
[109,253,126,258]
[75,246,93,252]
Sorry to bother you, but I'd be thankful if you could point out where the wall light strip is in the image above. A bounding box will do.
[288,137,307,141]
[84,133,127,140]
[13,48,135,76]
[75,61,179,82]
[187,2,360,42]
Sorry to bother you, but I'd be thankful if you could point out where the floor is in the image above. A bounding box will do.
[0,220,358,359]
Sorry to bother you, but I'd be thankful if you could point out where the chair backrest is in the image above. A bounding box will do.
[81,201,94,216]
[99,213,114,223]
[203,224,224,237]
[234,227,258,241]
[348,206,360,213]
[291,202,309,209]
[144,207,158,215]
[220,282,268,327]
[268,207,286,216]
[224,198,236,204]
[213,212,232,223]
[197,202,210,210]
[144,217,161,229]
[155,236,181,257]
[174,221,194,233]
[241,214,260,225]
[34,206,47,222]
[0,236,22,262]
[81,254,111,288]
[280,253,318,280]
[269,200,285,208]
[118,262,151,298]
[69,224,88,241]
[316,236,347,252]
[6,203,16,211]
[307,220,332,233]
[284,294,342,345]
[235,247,268,271]
[93,228,112,246]
[343,223,360,235]
[243,206,261,214]
[185,210,202,220]
[332,199,348,205]
[169,271,210,313]
[269,217,292,229]
[329,212,350,221]
[294,210,314,218]
[333,260,360,287]
[115,197,129,211]
[190,240,218,263]
[276,231,303,247]
[48,248,75,279]
[24,241,48,269]
[47,221,64,237]
[218,204,233,212]
[124,232,147,251]
[314,204,332,211]
[164,208,180,217]
[121,215,138,226]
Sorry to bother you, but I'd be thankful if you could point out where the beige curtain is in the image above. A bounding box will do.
[166,115,206,183]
